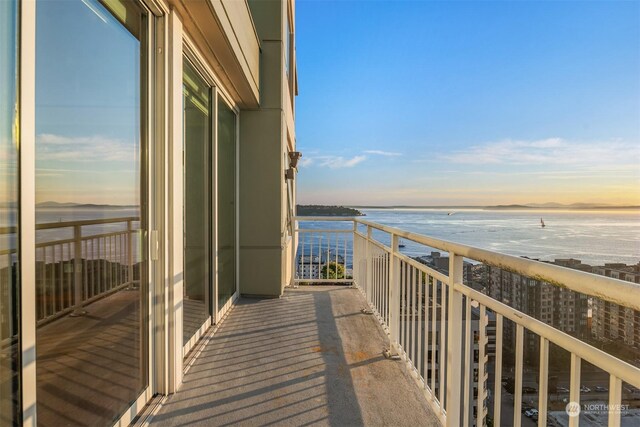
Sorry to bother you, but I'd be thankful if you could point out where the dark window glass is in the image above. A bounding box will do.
[217,100,236,309]
[183,60,211,344]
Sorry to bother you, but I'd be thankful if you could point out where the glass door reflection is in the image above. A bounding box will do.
[34,0,148,425]
[0,1,21,424]
[183,59,212,346]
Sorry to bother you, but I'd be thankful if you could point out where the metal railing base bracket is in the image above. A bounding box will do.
[69,309,88,317]
[383,348,401,360]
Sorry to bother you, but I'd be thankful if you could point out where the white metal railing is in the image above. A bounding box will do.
[294,216,640,427]
[294,217,354,284]
[1,217,140,325]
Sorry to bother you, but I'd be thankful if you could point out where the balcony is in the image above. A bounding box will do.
[149,286,441,426]
[9,216,640,426]
[145,216,640,427]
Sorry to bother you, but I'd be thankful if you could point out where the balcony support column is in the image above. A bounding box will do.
[445,252,463,426]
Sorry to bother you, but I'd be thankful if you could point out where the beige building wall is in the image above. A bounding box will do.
[239,0,297,297]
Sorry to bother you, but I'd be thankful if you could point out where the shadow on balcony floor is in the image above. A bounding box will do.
[150,285,440,426]
[36,289,145,427]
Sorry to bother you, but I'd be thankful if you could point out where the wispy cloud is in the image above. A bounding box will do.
[319,155,367,168]
[364,150,402,157]
[442,138,639,166]
[298,149,401,169]
[299,157,314,167]
[37,133,137,162]
[300,155,367,169]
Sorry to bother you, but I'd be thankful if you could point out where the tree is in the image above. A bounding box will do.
[321,262,345,279]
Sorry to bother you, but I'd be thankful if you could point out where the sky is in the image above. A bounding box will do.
[35,0,141,206]
[295,0,640,206]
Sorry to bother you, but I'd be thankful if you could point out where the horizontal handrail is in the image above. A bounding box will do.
[294,216,357,222]
[355,218,640,311]
[1,216,139,234]
[36,216,139,230]
[36,229,132,249]
[294,228,352,233]
[0,226,16,234]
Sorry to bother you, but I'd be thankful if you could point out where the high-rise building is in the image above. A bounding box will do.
[486,258,589,363]
[592,263,640,350]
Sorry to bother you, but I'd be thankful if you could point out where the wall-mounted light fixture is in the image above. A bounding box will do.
[288,151,302,169]
[285,151,302,181]
[285,168,295,180]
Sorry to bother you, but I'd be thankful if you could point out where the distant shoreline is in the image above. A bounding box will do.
[348,205,640,211]
[296,205,365,216]
[35,202,138,209]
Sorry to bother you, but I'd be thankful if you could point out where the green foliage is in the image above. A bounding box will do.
[321,262,345,279]
[296,205,364,216]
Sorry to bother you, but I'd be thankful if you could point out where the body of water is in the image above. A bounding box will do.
[3,207,639,268]
[359,208,640,266]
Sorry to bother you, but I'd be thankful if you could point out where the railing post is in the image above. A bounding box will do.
[365,225,372,301]
[127,220,134,289]
[445,252,463,426]
[70,225,87,316]
[351,220,357,285]
[291,218,298,286]
[389,233,400,353]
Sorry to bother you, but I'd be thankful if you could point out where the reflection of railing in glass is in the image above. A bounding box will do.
[0,227,19,353]
[0,217,141,324]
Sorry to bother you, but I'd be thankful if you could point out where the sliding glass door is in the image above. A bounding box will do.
[183,59,238,339]
[0,1,20,424]
[183,59,212,347]
[217,99,237,313]
[34,0,148,425]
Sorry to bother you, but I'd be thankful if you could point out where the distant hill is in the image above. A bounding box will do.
[296,205,364,216]
[36,201,80,208]
[487,203,639,210]
[343,203,639,210]
[36,201,136,209]
[488,204,531,209]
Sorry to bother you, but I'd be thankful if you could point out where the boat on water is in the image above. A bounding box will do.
[540,218,546,228]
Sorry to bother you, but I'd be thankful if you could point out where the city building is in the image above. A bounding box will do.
[416,251,474,284]
[486,258,589,363]
[592,263,640,350]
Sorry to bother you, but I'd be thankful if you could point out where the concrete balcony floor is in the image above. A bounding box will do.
[150,286,440,426]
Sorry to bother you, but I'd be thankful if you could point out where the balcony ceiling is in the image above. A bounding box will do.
[169,0,260,108]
